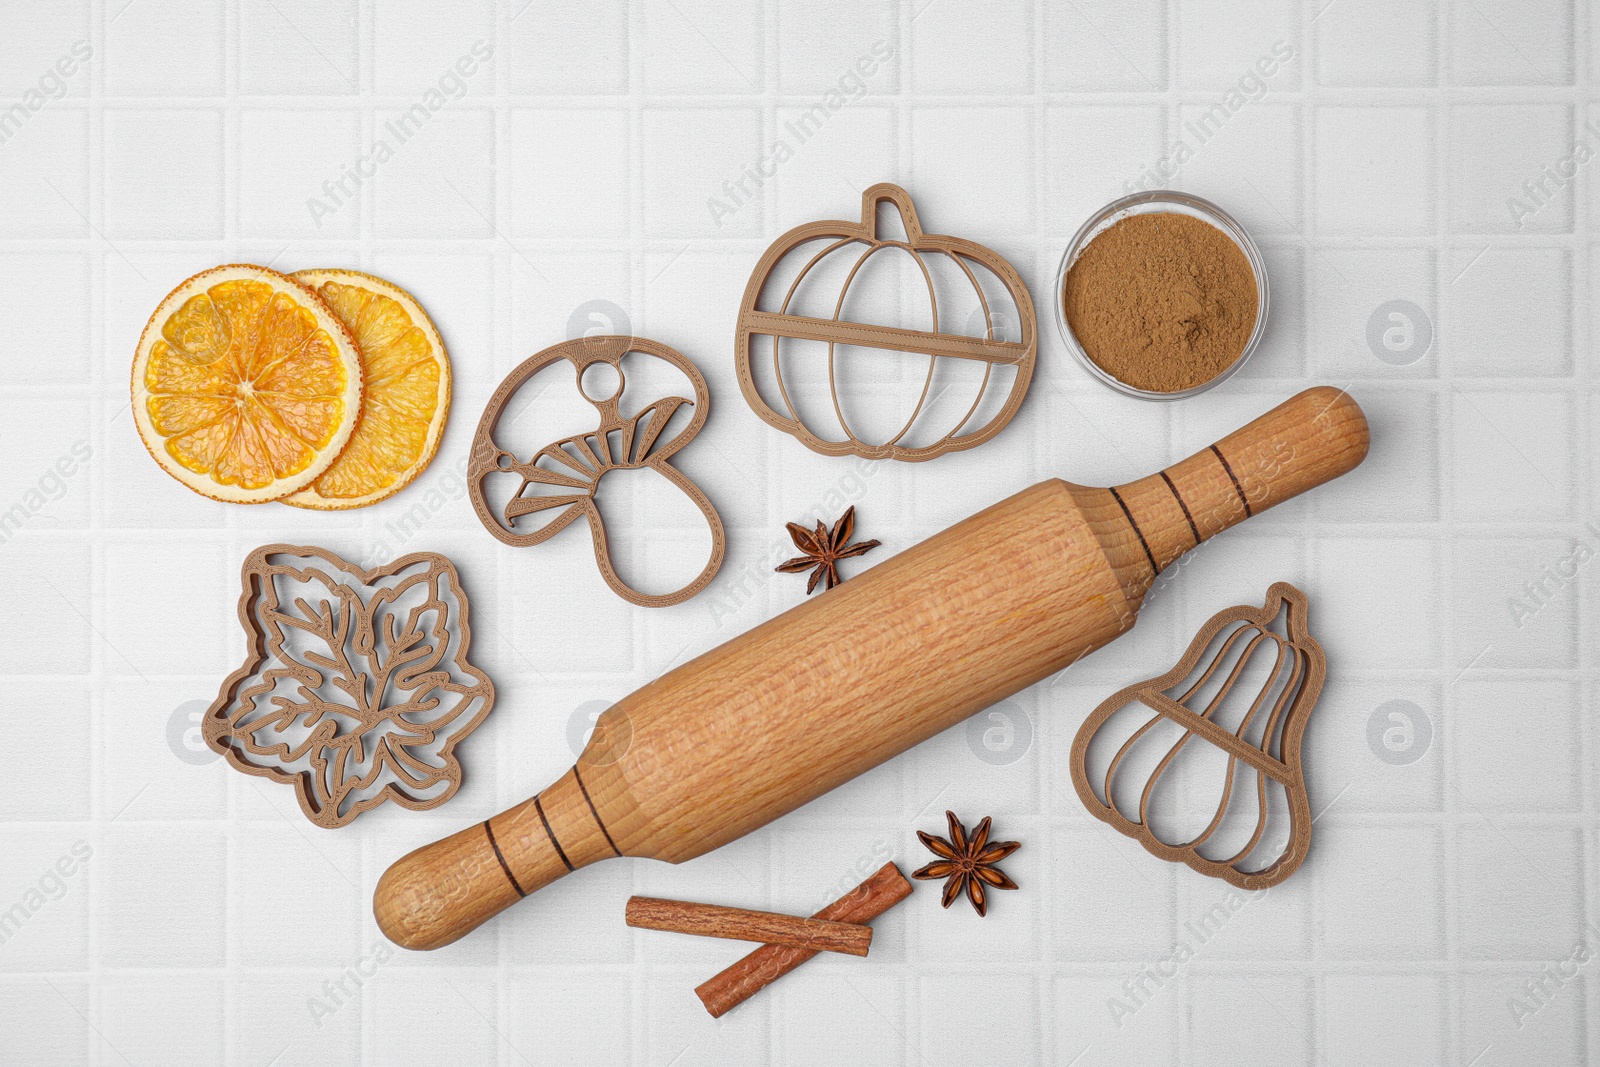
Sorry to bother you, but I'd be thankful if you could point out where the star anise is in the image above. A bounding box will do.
[912,810,1019,916]
[775,505,880,595]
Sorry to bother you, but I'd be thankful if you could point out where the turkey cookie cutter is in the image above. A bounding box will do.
[1069,583,1326,890]
[205,544,496,829]
[735,182,1037,462]
[468,335,726,608]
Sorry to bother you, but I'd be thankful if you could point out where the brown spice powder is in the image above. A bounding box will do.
[1063,212,1259,394]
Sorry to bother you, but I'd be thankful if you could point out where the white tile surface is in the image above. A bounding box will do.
[1448,104,1574,235]
[0,109,89,239]
[1448,0,1575,86]
[1452,677,1581,813]
[916,973,1041,1064]
[1045,105,1168,234]
[1456,823,1585,959]
[0,979,89,1064]
[911,0,1031,94]
[97,824,227,968]
[640,106,765,238]
[640,0,763,94]
[0,682,91,822]
[1044,0,1166,92]
[1315,0,1437,87]
[99,977,224,1066]
[0,2,1594,1063]
[238,0,360,96]
[1322,973,1447,1066]
[373,0,495,95]
[239,108,362,240]
[1445,247,1572,376]
[0,253,92,385]
[1175,102,1303,235]
[1315,107,1433,235]
[1177,0,1300,90]
[508,108,630,238]
[1314,819,1444,960]
[0,6,91,101]
[103,108,224,240]
[777,0,898,93]
[910,107,1036,235]
[105,0,225,97]
[1305,248,1437,381]
[1459,968,1589,1067]
[502,1,629,94]
[372,106,495,239]
[1185,973,1312,1067]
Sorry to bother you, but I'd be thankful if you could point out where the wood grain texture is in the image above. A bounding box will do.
[374,387,1369,950]
[696,862,913,1018]
[625,897,873,956]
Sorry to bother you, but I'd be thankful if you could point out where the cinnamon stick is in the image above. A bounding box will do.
[625,897,872,957]
[694,862,912,1017]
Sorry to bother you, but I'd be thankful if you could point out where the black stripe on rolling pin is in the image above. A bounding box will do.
[1108,486,1158,578]
[534,795,574,872]
[571,766,621,857]
[1210,445,1253,517]
[1159,470,1202,546]
[483,820,527,898]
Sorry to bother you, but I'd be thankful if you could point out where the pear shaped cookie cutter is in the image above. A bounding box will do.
[468,335,726,608]
[1069,582,1326,890]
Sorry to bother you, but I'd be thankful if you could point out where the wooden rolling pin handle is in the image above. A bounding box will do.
[374,767,611,950]
[1111,386,1369,582]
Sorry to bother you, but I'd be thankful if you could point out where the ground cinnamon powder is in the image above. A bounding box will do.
[1063,212,1258,393]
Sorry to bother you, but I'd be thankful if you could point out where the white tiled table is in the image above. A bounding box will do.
[0,1,1593,1064]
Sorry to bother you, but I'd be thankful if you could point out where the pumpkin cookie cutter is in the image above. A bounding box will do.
[468,335,726,608]
[735,182,1037,462]
[1069,583,1325,890]
[205,544,495,829]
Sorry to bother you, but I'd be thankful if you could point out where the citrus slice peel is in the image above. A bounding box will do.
[131,264,364,504]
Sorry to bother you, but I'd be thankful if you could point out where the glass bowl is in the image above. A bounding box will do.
[1054,190,1270,401]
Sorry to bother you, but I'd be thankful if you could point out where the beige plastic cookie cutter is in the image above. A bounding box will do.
[468,335,726,608]
[735,182,1038,462]
[205,544,496,829]
[1069,582,1326,890]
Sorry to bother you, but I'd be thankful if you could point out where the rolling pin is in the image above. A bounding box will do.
[375,386,1369,950]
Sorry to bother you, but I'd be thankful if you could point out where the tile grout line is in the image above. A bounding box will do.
[625,0,646,1061]
[487,4,510,1064]
[1030,1,1054,1062]
[1301,0,1323,1052]
[224,3,240,1064]
[761,0,779,1062]
[358,3,378,1062]
[1433,0,1460,1048]
[1572,3,1598,1056]
[1169,1,1192,1057]
[896,2,915,1060]
[88,0,107,1063]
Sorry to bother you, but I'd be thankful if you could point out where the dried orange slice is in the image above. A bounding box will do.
[132,264,364,503]
[284,269,451,510]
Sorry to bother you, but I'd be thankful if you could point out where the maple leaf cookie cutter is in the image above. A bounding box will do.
[735,182,1037,462]
[1069,583,1326,890]
[204,544,495,829]
[467,334,726,608]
